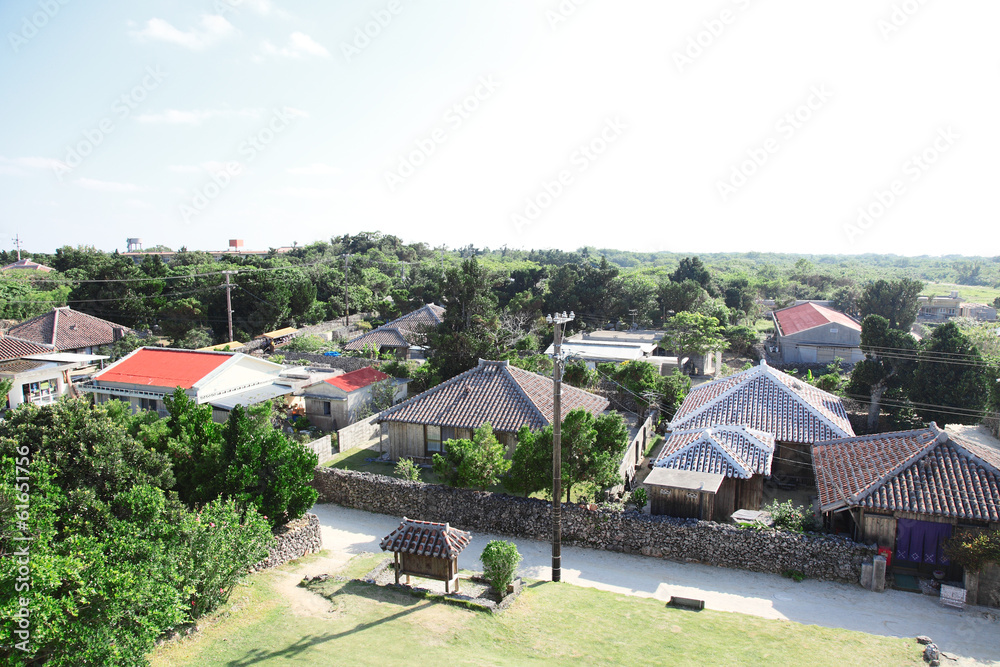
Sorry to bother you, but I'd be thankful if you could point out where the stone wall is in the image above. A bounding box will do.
[312,468,876,583]
[279,352,379,372]
[252,513,323,572]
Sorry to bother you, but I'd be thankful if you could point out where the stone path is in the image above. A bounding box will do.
[311,503,1000,666]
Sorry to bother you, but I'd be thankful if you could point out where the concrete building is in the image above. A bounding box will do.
[917,292,962,322]
[771,302,863,364]
[298,366,408,431]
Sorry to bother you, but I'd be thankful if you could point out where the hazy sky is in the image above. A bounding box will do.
[1,1,996,256]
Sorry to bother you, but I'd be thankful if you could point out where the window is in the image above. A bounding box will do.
[139,398,157,411]
[323,401,331,416]
[425,425,442,454]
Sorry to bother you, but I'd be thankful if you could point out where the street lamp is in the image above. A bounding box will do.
[547,310,574,582]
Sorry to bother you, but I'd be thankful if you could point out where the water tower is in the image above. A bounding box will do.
[127,238,143,252]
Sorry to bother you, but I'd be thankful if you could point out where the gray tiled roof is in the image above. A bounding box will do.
[0,336,53,361]
[653,425,775,479]
[9,307,133,351]
[812,424,1000,521]
[670,361,853,444]
[378,359,609,432]
[343,304,445,351]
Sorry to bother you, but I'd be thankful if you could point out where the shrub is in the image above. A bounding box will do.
[282,334,336,353]
[395,457,422,482]
[782,569,806,582]
[480,540,522,598]
[630,487,648,511]
[945,530,1000,571]
[815,372,842,393]
[763,499,813,532]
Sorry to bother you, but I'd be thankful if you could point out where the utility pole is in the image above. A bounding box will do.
[224,271,234,342]
[343,254,351,327]
[12,233,22,261]
[546,310,574,582]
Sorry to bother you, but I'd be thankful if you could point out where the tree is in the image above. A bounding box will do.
[560,408,598,502]
[845,315,919,431]
[503,425,552,497]
[857,278,923,331]
[658,369,692,420]
[563,359,596,389]
[723,325,760,357]
[832,284,862,318]
[993,296,1000,311]
[431,422,510,490]
[660,311,729,362]
[910,322,991,426]
[157,297,207,345]
[670,256,712,292]
[657,278,708,319]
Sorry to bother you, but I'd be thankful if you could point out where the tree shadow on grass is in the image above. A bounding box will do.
[224,582,430,666]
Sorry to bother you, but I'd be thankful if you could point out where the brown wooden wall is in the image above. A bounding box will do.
[650,485,715,521]
[400,553,455,580]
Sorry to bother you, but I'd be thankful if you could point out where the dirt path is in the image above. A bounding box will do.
[309,503,1000,666]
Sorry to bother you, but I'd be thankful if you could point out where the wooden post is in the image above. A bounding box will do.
[394,553,400,585]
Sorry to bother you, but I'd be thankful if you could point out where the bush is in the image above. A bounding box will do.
[282,334,336,353]
[480,540,522,598]
[630,487,648,511]
[945,530,1000,571]
[814,372,842,393]
[763,499,813,532]
[394,457,421,482]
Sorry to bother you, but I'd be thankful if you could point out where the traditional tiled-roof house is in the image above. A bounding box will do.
[378,358,609,460]
[297,366,407,431]
[8,306,133,354]
[343,304,445,359]
[669,360,854,481]
[380,517,472,593]
[650,425,775,520]
[813,423,1000,578]
[79,347,292,422]
[771,302,863,364]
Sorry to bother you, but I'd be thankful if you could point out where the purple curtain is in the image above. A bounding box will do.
[896,519,952,566]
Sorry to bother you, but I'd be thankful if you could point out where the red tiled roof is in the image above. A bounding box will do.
[670,361,854,443]
[343,304,445,351]
[380,517,471,560]
[326,367,390,392]
[774,302,860,337]
[9,307,133,351]
[812,424,1000,521]
[95,347,232,388]
[2,258,53,272]
[653,426,775,479]
[378,359,609,432]
[0,336,53,361]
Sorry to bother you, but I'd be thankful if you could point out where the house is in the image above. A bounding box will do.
[8,306,133,354]
[0,335,105,409]
[79,347,294,422]
[771,302,863,364]
[959,303,997,322]
[544,338,657,368]
[813,423,1000,580]
[917,292,962,322]
[378,358,609,460]
[297,366,407,431]
[650,425,775,520]
[669,360,855,481]
[343,304,445,359]
[2,258,53,272]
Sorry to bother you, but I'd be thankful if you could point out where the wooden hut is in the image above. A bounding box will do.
[644,468,725,520]
[380,517,472,593]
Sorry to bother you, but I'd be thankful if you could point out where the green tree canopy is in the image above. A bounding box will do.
[910,321,991,427]
[845,314,919,431]
[857,278,923,331]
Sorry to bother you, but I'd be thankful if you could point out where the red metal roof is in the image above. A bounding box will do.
[96,348,232,388]
[774,302,860,337]
[325,367,390,392]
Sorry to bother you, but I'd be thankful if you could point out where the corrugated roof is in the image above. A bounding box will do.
[326,367,390,392]
[812,424,1000,521]
[95,347,232,388]
[9,307,133,351]
[262,327,298,339]
[670,361,854,443]
[774,302,861,337]
[380,517,471,560]
[343,304,445,351]
[379,359,608,432]
[653,426,775,479]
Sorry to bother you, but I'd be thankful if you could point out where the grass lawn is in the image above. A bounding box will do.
[151,552,923,667]
[921,282,1000,305]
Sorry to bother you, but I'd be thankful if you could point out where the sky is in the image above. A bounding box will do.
[1,0,997,257]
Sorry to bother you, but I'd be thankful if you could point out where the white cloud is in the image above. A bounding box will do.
[77,178,147,193]
[0,156,67,174]
[168,161,239,173]
[286,163,342,176]
[260,32,330,58]
[269,186,341,199]
[130,15,235,50]
[137,108,262,125]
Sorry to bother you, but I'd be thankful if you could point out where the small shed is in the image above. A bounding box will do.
[380,517,472,593]
[644,468,725,521]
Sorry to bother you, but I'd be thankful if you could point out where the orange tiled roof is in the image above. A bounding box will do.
[9,307,133,351]
[380,517,471,560]
[378,359,608,432]
[812,424,1000,521]
[0,336,53,361]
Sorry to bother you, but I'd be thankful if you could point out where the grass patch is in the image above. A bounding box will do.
[921,282,1000,305]
[644,434,664,458]
[151,552,923,667]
